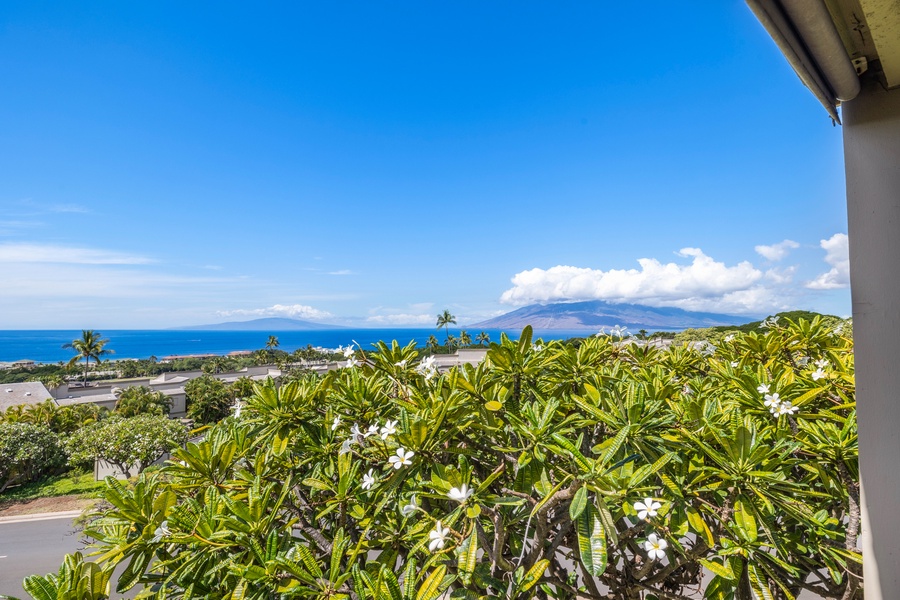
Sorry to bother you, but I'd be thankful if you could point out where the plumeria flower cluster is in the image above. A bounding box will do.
[812,358,829,381]
[447,483,473,503]
[632,497,662,520]
[643,533,668,560]
[388,447,414,469]
[758,384,798,417]
[428,522,450,552]
[759,315,780,329]
[417,355,438,381]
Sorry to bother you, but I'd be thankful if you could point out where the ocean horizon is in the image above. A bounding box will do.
[0,328,601,364]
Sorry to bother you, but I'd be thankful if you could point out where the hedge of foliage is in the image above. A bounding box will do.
[22,318,858,600]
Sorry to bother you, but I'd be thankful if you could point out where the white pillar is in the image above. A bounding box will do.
[842,80,900,599]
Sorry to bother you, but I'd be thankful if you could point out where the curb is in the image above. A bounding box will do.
[0,510,84,525]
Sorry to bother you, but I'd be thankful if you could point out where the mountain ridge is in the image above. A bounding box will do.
[174,317,346,331]
[470,300,752,330]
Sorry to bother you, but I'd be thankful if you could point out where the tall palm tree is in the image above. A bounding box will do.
[458,330,472,348]
[266,336,280,351]
[436,309,457,352]
[426,335,440,353]
[62,330,113,386]
[476,331,490,346]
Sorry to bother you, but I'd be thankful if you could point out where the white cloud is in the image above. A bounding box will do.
[500,248,763,311]
[49,204,89,213]
[755,239,799,261]
[806,233,850,289]
[216,304,333,321]
[366,313,434,326]
[0,243,153,265]
[328,269,355,276]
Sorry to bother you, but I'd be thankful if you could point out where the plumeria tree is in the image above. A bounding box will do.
[23,319,859,599]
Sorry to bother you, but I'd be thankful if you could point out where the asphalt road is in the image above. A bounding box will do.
[0,515,88,599]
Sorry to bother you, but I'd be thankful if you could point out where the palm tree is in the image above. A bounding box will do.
[458,330,472,348]
[426,335,440,353]
[476,331,491,346]
[266,336,280,351]
[436,309,457,352]
[62,330,113,386]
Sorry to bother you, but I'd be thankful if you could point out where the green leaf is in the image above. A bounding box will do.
[686,506,714,547]
[569,486,588,520]
[746,564,774,600]
[699,558,735,581]
[733,496,757,543]
[416,565,447,600]
[576,506,608,576]
[457,533,478,585]
[520,559,549,592]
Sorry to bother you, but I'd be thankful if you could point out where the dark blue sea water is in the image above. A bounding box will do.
[0,328,596,363]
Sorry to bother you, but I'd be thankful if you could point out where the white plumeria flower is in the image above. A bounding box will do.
[633,497,662,520]
[331,416,341,431]
[342,345,356,359]
[380,419,397,440]
[812,368,826,381]
[365,424,380,438]
[362,469,377,490]
[388,447,414,469]
[757,383,770,394]
[609,325,629,338]
[231,401,243,418]
[730,361,739,368]
[400,495,418,517]
[350,423,363,437]
[428,521,450,552]
[724,334,735,342]
[764,393,781,412]
[531,343,543,352]
[643,533,668,560]
[418,356,436,372]
[447,484,474,503]
[339,438,354,455]
[815,358,830,369]
[777,401,799,416]
[346,356,360,369]
[151,520,171,543]
[395,359,408,368]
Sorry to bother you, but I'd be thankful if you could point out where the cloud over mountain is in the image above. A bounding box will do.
[500,248,766,312]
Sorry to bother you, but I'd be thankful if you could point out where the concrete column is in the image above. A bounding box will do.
[842,80,900,599]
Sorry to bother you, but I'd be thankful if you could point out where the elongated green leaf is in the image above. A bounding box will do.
[733,496,757,543]
[686,506,715,547]
[576,506,607,576]
[569,486,588,520]
[520,559,549,592]
[699,558,735,581]
[457,533,478,585]
[747,564,774,600]
[416,566,447,600]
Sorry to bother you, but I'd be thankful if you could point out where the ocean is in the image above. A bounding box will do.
[0,328,597,364]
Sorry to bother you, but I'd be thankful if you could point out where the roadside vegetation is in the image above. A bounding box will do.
[10,315,860,600]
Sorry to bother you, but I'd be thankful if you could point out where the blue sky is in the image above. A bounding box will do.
[0,2,851,329]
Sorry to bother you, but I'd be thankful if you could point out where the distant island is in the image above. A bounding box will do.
[174,317,346,331]
[470,300,751,330]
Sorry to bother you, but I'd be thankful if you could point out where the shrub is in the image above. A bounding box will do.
[0,422,66,492]
[65,414,188,478]
[40,319,859,599]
